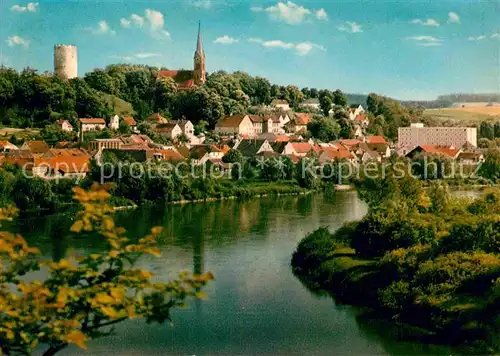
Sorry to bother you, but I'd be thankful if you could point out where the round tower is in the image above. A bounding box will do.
[54,45,78,79]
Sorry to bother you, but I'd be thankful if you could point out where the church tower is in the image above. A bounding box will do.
[193,21,206,85]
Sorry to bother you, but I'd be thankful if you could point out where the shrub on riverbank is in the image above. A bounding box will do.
[292,175,500,352]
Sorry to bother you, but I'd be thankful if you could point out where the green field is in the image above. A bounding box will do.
[424,108,500,126]
[0,128,41,141]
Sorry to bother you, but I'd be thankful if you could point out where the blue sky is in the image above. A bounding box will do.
[1,0,499,100]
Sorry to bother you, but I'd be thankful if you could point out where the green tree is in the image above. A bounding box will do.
[319,94,332,117]
[222,149,243,164]
[307,118,341,142]
[480,122,495,140]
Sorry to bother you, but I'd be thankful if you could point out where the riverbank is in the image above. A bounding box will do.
[291,182,500,354]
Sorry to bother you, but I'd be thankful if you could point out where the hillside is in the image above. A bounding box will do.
[103,94,135,116]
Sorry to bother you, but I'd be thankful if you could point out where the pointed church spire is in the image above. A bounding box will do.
[196,21,203,55]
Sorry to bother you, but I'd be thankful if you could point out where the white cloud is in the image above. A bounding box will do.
[7,35,29,48]
[315,8,328,21]
[11,2,38,12]
[110,53,160,61]
[265,1,311,24]
[411,18,440,27]
[131,14,145,27]
[89,20,116,36]
[145,9,164,32]
[337,21,363,33]
[407,36,443,46]
[491,33,500,39]
[120,18,131,28]
[468,35,486,41]
[214,35,239,45]
[447,12,460,24]
[191,0,212,9]
[252,2,327,24]
[121,9,170,39]
[248,37,325,56]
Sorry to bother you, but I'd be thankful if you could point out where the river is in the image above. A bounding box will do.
[14,192,456,355]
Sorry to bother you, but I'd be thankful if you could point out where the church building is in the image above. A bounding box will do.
[156,22,206,89]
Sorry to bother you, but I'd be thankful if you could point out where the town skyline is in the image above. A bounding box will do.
[2,0,499,100]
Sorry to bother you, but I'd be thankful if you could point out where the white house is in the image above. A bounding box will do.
[155,123,183,140]
[109,115,120,130]
[215,115,256,137]
[80,118,106,132]
[0,141,18,152]
[299,98,320,111]
[56,120,73,132]
[190,145,225,165]
[271,99,290,111]
[171,119,195,138]
[348,105,365,121]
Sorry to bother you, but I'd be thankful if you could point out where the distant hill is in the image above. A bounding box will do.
[403,93,500,109]
[345,93,368,106]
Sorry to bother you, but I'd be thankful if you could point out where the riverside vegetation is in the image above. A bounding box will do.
[292,170,500,353]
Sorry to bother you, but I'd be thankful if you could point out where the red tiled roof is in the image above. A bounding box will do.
[418,145,460,158]
[355,113,368,122]
[80,118,105,124]
[154,149,185,162]
[22,141,50,154]
[275,135,290,142]
[177,79,195,89]
[366,136,387,144]
[290,142,314,154]
[35,156,90,174]
[45,149,89,157]
[123,116,137,126]
[321,149,355,161]
[157,70,178,79]
[294,113,312,125]
[340,139,361,147]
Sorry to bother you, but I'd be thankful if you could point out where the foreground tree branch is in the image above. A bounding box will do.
[0,184,213,355]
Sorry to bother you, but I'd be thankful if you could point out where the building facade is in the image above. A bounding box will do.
[398,124,477,149]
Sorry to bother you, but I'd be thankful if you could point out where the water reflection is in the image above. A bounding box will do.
[5,192,459,355]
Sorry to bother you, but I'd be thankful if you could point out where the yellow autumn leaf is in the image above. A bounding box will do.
[151,226,163,235]
[57,259,74,269]
[108,250,120,258]
[94,293,114,304]
[65,330,87,349]
[70,220,84,233]
[109,287,125,301]
[100,306,119,319]
[146,248,161,257]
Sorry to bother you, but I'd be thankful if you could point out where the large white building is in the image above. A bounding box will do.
[398,123,477,150]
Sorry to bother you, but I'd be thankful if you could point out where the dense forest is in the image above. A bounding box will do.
[0,65,365,129]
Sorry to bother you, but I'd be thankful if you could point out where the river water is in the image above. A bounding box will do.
[15,192,456,355]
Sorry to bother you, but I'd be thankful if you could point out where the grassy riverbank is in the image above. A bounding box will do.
[292,177,500,353]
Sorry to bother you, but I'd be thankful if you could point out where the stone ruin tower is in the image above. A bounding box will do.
[54,45,78,79]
